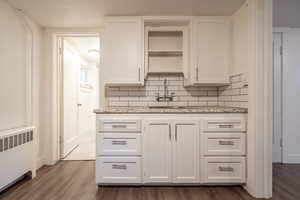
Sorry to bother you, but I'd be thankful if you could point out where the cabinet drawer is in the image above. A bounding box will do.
[97,119,141,132]
[201,133,246,156]
[96,157,141,184]
[202,118,246,132]
[97,133,141,156]
[200,157,246,184]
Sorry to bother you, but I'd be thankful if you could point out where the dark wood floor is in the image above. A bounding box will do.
[0,161,298,200]
[272,164,300,200]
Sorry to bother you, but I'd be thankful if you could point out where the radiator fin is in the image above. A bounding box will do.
[0,131,33,153]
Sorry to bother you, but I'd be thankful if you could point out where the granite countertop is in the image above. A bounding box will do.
[94,106,248,114]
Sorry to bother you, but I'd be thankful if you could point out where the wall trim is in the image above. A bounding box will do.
[286,154,300,164]
[243,0,273,198]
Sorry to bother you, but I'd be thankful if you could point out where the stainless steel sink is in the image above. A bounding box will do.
[148,106,188,109]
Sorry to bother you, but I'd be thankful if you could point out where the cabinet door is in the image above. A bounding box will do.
[103,17,144,86]
[143,121,172,183]
[173,121,200,183]
[191,18,230,85]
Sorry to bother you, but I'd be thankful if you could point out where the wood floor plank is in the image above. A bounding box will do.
[1,161,299,200]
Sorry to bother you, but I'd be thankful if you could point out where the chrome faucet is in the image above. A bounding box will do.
[156,79,175,102]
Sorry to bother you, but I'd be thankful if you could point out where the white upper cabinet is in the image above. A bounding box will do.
[102,17,144,86]
[187,17,231,86]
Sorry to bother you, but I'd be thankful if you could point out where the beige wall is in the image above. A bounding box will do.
[0,0,45,169]
[0,0,28,131]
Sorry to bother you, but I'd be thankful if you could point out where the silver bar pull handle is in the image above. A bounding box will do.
[112,140,127,145]
[219,166,234,172]
[175,125,178,141]
[219,141,234,145]
[218,124,234,129]
[112,125,127,129]
[112,164,127,170]
[196,67,199,81]
[138,67,141,81]
[169,124,171,141]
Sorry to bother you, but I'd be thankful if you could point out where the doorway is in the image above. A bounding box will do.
[59,36,100,160]
[273,29,300,164]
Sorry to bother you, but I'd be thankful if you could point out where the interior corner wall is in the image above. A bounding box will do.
[21,13,45,169]
[244,0,273,198]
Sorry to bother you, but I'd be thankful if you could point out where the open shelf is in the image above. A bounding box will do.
[148,50,183,57]
[145,26,186,74]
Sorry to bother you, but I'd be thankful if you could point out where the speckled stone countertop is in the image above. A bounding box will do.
[94,106,248,114]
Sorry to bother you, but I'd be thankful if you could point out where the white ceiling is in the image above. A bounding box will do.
[273,0,300,28]
[7,0,245,28]
[65,37,100,63]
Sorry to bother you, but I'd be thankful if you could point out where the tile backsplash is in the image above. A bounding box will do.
[218,74,248,108]
[106,74,248,108]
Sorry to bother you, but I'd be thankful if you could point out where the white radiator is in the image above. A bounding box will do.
[0,127,36,191]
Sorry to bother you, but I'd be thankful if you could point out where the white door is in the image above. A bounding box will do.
[273,33,283,163]
[143,121,172,183]
[282,30,300,163]
[77,65,98,160]
[103,17,144,85]
[191,18,230,84]
[61,39,80,158]
[173,121,199,183]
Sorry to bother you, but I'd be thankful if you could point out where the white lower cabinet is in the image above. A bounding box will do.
[200,157,246,183]
[200,133,246,156]
[172,122,199,183]
[97,133,141,156]
[96,115,247,185]
[143,121,172,183]
[143,120,200,183]
[96,157,141,183]
[200,117,247,184]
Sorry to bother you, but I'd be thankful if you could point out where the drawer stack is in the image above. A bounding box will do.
[200,118,246,184]
[96,119,142,184]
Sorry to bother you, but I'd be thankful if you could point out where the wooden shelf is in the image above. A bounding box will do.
[148,50,183,57]
[145,25,186,74]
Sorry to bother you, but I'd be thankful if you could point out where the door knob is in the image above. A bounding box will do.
[77,103,82,106]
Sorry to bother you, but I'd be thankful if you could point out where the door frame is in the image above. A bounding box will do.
[59,36,93,159]
[45,29,102,164]
[272,31,284,163]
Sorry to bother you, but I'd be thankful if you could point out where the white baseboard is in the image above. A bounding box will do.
[284,154,300,163]
[36,157,45,169]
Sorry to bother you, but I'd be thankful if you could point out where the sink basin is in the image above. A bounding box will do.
[148,106,188,109]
